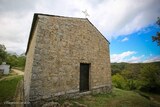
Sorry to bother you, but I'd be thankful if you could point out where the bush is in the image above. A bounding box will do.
[112,73,140,90]
[112,74,127,89]
[126,79,138,90]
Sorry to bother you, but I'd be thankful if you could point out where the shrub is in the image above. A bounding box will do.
[112,73,127,89]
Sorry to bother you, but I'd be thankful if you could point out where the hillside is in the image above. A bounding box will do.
[111,61,160,93]
[111,61,160,75]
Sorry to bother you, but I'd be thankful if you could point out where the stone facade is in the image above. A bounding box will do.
[24,13,111,106]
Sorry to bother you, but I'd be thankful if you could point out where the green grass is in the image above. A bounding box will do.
[0,75,23,103]
[62,88,160,107]
[136,91,160,106]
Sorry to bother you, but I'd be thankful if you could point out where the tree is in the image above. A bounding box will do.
[0,44,7,63]
[6,53,26,69]
[111,63,126,75]
[0,44,26,69]
[6,53,18,67]
[112,73,127,89]
[152,17,160,46]
[139,64,160,93]
[120,64,141,90]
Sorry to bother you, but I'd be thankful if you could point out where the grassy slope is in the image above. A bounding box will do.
[66,88,160,107]
[0,75,23,103]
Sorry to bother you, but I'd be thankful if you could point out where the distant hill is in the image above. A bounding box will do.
[111,61,160,75]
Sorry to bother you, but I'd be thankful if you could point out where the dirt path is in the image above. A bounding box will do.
[12,69,24,75]
[0,69,24,81]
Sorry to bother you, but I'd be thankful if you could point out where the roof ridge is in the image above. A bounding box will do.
[35,13,87,20]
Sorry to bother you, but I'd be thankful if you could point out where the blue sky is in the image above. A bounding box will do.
[110,24,160,63]
[0,0,160,63]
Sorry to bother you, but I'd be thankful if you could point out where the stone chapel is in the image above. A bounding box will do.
[24,13,112,106]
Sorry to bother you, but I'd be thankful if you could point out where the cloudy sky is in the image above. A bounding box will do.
[0,0,160,63]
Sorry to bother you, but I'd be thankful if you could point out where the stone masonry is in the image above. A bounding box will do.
[24,13,112,106]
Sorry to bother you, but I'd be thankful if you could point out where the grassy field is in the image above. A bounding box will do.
[0,75,23,104]
[62,88,160,107]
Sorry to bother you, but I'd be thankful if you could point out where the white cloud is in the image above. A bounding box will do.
[143,56,160,63]
[0,0,37,13]
[111,51,160,63]
[0,0,160,54]
[121,37,129,42]
[126,55,144,63]
[87,0,160,39]
[0,13,33,54]
[111,51,136,63]
[111,51,147,63]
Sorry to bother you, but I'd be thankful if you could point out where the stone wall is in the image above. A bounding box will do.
[24,19,39,102]
[24,14,111,106]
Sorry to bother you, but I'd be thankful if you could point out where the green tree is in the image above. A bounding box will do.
[111,63,126,75]
[6,54,18,68]
[0,44,26,69]
[120,64,141,90]
[112,73,127,89]
[16,54,26,68]
[152,17,160,46]
[6,53,26,69]
[139,64,160,93]
[0,44,7,64]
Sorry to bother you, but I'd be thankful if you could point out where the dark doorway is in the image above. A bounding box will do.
[80,63,90,92]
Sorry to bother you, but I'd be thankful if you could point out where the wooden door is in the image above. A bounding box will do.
[80,63,90,92]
